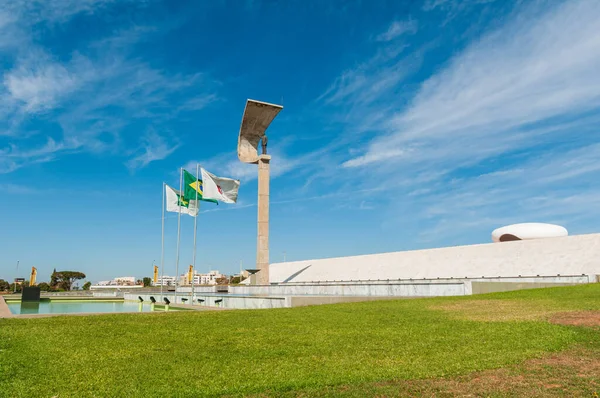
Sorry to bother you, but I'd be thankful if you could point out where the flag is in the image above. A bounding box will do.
[153,265,159,284]
[183,169,218,204]
[200,168,240,204]
[165,184,199,216]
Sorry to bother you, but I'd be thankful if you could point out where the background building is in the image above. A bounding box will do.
[270,233,599,284]
[96,276,137,286]
[178,270,226,286]
[154,275,177,286]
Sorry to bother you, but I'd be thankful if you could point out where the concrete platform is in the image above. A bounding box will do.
[0,296,12,318]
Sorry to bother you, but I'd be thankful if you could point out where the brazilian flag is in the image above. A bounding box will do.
[183,169,218,205]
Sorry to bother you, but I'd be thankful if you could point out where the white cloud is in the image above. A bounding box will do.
[126,130,179,171]
[175,92,219,114]
[0,137,79,173]
[0,183,42,194]
[0,0,132,52]
[342,148,408,168]
[344,0,600,169]
[392,142,600,244]
[2,50,215,168]
[4,55,81,112]
[52,57,217,154]
[0,2,218,172]
[422,0,498,25]
[0,9,22,50]
[424,0,497,11]
[306,0,600,243]
[318,44,417,107]
[3,0,128,24]
[376,19,418,42]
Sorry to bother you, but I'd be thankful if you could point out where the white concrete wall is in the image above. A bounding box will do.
[92,291,121,298]
[194,295,287,309]
[231,282,467,297]
[176,286,218,293]
[125,292,288,309]
[270,234,600,283]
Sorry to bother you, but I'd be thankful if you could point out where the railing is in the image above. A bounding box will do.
[93,291,124,298]
[278,274,592,285]
[41,291,94,297]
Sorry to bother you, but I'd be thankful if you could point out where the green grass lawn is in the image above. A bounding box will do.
[1,284,599,397]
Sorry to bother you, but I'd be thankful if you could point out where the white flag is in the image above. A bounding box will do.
[165,184,199,216]
[200,168,240,204]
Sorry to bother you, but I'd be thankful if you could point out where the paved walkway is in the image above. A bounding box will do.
[0,296,12,318]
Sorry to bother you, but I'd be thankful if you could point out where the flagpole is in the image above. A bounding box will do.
[174,167,183,304]
[160,182,166,302]
[191,164,200,305]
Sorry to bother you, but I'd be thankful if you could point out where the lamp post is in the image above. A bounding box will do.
[14,260,19,293]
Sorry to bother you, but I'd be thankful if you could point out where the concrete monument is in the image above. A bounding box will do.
[237,99,283,285]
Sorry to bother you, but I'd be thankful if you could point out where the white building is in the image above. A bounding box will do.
[270,233,600,284]
[203,270,225,285]
[96,276,137,286]
[154,275,177,286]
[114,276,136,285]
[179,270,226,286]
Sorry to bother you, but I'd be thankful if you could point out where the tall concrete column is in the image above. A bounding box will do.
[237,99,282,286]
[256,154,271,285]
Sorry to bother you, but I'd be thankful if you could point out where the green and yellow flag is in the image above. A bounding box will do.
[183,169,218,205]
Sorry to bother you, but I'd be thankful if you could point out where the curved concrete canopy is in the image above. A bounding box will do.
[491,223,568,243]
[237,99,283,164]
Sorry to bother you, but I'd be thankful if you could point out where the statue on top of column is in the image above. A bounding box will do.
[261,135,268,155]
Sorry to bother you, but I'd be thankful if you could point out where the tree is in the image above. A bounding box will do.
[142,277,152,287]
[0,279,9,292]
[82,281,92,290]
[229,276,242,284]
[37,282,51,291]
[9,283,21,293]
[215,276,229,285]
[50,268,58,288]
[53,271,86,291]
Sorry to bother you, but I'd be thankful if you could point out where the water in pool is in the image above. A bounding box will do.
[7,300,166,315]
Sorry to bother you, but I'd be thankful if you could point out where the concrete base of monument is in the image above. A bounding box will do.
[122,274,598,310]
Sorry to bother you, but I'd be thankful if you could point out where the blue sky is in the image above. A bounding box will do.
[2,0,600,283]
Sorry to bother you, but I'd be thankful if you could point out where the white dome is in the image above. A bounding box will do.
[491,223,568,243]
